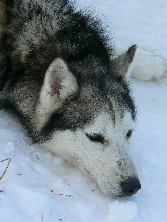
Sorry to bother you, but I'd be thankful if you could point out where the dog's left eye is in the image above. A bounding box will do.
[86,133,105,144]
[126,130,133,139]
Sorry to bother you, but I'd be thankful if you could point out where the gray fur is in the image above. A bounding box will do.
[0,0,140,197]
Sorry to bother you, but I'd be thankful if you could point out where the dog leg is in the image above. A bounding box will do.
[115,46,167,81]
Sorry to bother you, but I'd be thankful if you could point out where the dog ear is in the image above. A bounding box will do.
[43,58,78,100]
[36,58,79,128]
[110,45,137,82]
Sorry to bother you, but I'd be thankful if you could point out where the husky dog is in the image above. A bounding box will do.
[0,0,166,197]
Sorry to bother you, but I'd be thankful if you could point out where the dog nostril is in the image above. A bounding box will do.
[121,179,141,196]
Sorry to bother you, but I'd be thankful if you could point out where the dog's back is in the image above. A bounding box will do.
[0,0,67,89]
[0,0,112,139]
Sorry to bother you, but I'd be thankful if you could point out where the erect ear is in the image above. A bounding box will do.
[110,45,137,82]
[36,58,79,128]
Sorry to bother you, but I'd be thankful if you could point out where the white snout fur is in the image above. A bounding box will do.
[41,112,138,197]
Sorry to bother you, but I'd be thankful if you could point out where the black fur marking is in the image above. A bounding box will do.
[0,0,136,143]
[56,12,111,64]
[126,130,133,139]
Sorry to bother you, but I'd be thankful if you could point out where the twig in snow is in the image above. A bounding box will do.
[51,190,74,198]
[0,158,12,181]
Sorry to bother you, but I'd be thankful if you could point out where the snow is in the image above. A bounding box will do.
[108,201,137,222]
[0,0,167,221]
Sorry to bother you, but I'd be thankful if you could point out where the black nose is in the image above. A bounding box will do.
[121,178,141,197]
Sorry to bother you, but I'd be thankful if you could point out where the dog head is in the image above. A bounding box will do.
[36,45,141,197]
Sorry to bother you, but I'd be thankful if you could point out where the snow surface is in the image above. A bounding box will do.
[0,0,167,221]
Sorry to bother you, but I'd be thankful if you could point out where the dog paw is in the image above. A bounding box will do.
[131,48,167,81]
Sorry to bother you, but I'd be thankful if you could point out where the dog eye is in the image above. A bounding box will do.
[86,133,105,144]
[126,130,133,139]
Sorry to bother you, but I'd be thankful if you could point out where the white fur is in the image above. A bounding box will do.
[131,48,167,80]
[116,46,167,81]
[40,111,138,197]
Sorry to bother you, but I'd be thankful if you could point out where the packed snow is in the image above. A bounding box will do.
[0,0,167,221]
